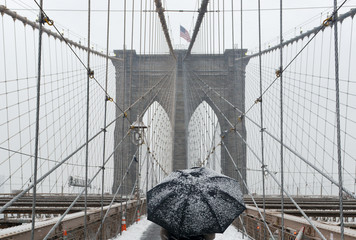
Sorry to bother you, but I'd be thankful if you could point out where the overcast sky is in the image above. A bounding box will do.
[1,0,356,195]
[2,0,356,54]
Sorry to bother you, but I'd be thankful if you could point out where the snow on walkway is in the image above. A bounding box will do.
[214,226,246,240]
[110,216,151,240]
[111,216,246,240]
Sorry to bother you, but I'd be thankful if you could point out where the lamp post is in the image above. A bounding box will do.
[130,115,147,207]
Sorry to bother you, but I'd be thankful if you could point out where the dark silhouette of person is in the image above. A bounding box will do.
[160,228,215,240]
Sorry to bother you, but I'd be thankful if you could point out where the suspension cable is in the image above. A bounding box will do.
[95,149,138,238]
[43,130,131,240]
[99,0,112,238]
[185,0,210,58]
[189,71,326,239]
[257,0,267,239]
[279,0,285,238]
[221,141,275,240]
[333,0,344,238]
[191,70,356,200]
[238,0,351,120]
[31,1,128,122]
[0,71,170,214]
[154,0,176,58]
[31,0,43,238]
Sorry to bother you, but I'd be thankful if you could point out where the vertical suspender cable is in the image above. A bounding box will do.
[121,0,127,220]
[1,14,11,192]
[130,0,135,109]
[279,0,285,239]
[139,0,143,111]
[218,0,220,53]
[100,0,111,237]
[130,0,138,218]
[144,0,149,194]
[257,0,267,239]
[222,0,225,51]
[230,0,234,50]
[31,0,44,239]
[212,0,215,53]
[333,0,344,238]
[239,0,247,234]
[240,0,244,185]
[84,0,91,238]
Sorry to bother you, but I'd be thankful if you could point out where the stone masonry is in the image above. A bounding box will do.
[111,49,248,194]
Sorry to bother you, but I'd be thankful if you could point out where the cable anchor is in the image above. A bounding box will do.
[123,112,128,118]
[88,68,94,79]
[255,97,262,104]
[43,16,54,26]
[237,114,244,122]
[105,95,113,102]
[323,16,333,27]
[275,68,282,78]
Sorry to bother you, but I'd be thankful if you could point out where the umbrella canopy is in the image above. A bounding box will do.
[147,167,246,238]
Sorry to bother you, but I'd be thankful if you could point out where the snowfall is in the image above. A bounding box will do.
[111,216,245,240]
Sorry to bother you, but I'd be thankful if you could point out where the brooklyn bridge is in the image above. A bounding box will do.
[0,0,356,239]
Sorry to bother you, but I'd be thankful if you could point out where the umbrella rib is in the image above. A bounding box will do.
[149,190,177,214]
[200,193,224,232]
[201,190,246,230]
[215,190,247,212]
[208,176,239,182]
[177,198,190,237]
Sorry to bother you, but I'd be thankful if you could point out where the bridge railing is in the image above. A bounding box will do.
[0,198,146,240]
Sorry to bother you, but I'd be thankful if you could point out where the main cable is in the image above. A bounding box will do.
[239,0,349,121]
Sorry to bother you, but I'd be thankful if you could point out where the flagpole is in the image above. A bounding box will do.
[179,25,182,49]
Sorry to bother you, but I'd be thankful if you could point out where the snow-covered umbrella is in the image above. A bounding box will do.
[147,167,246,238]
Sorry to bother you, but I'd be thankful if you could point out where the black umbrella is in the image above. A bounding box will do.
[147,167,246,238]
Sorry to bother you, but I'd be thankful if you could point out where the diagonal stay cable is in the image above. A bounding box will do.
[143,134,169,175]
[43,130,132,240]
[185,75,225,166]
[238,0,349,119]
[0,70,170,214]
[231,128,327,240]
[0,61,170,193]
[95,149,138,238]
[189,71,327,240]
[32,0,130,121]
[133,72,175,176]
[191,70,356,201]
[186,72,275,239]
[221,141,275,240]
[137,73,176,176]
[41,72,172,227]
[0,146,108,168]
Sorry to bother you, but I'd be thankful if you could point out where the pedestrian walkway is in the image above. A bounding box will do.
[140,222,161,240]
[111,216,246,239]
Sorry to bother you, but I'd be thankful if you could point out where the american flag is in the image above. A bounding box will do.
[180,25,191,43]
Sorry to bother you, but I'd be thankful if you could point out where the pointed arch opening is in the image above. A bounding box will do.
[187,101,221,173]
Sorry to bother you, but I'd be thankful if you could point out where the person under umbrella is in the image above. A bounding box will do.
[147,167,246,239]
[160,228,215,240]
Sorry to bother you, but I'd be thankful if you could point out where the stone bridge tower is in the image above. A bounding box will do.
[112,49,249,194]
